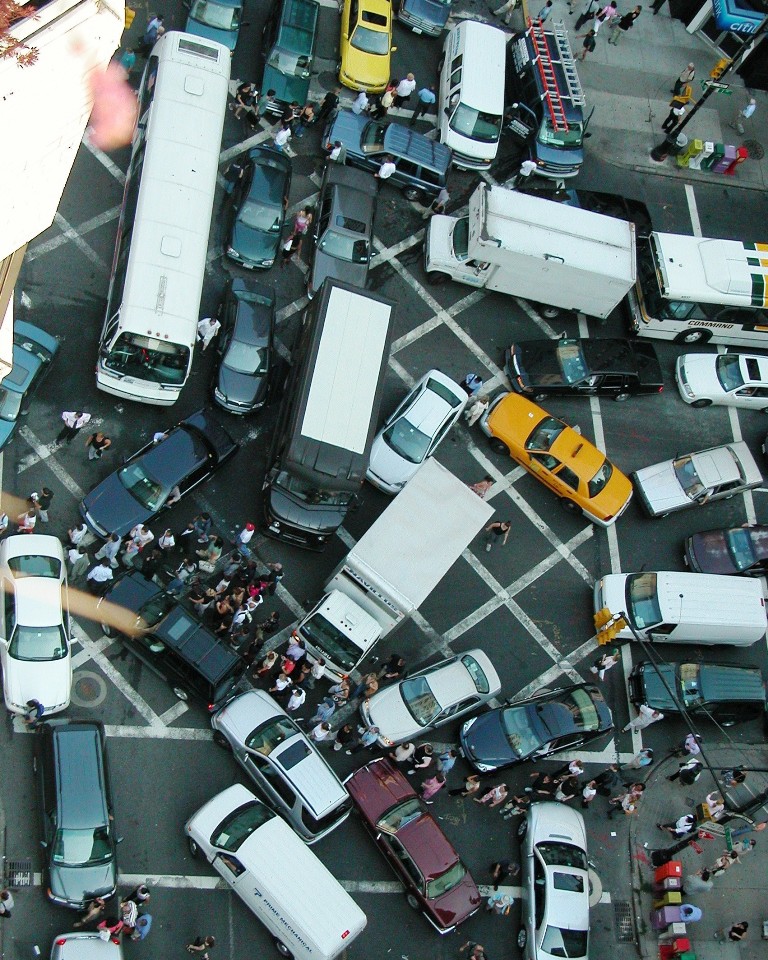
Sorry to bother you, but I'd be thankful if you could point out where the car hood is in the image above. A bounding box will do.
[343,44,389,92]
[678,354,721,397]
[634,662,678,712]
[232,220,280,266]
[311,248,368,297]
[268,484,347,534]
[5,656,70,712]
[262,65,310,109]
[460,711,512,770]
[326,110,368,160]
[212,691,280,745]
[365,685,418,743]
[184,17,238,49]
[217,363,264,408]
[686,530,738,574]
[403,0,450,26]
[431,873,481,930]
[81,473,151,539]
[49,860,116,907]
[0,418,17,452]
[367,434,418,489]
[633,460,687,513]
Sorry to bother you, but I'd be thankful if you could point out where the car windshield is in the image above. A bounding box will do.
[539,116,584,149]
[350,23,389,54]
[564,687,602,731]
[299,613,361,671]
[9,624,67,661]
[224,339,266,375]
[377,797,423,834]
[0,387,23,422]
[211,801,275,852]
[118,462,168,511]
[452,218,469,260]
[401,675,441,726]
[275,471,354,507]
[426,859,468,900]
[672,455,706,501]
[53,827,112,866]
[449,103,502,143]
[246,716,298,755]
[7,555,62,579]
[500,704,544,757]
[189,0,240,30]
[382,417,431,464]
[139,592,175,628]
[103,333,189,385]
[526,417,566,452]
[536,842,588,869]
[725,528,758,571]
[462,654,490,694]
[716,353,745,392]
[556,340,588,384]
[317,229,370,263]
[541,926,588,958]
[679,662,703,706]
[625,572,661,629]
[240,200,282,232]
[588,460,613,498]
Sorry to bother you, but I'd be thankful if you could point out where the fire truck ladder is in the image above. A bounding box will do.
[528,18,586,133]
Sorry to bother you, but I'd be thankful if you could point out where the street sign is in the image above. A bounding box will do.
[725,827,733,851]
[702,80,733,94]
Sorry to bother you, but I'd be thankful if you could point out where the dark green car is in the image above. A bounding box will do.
[226,147,292,270]
[260,0,320,116]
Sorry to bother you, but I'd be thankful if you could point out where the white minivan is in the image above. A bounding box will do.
[186,784,367,960]
[594,571,766,647]
[437,21,506,170]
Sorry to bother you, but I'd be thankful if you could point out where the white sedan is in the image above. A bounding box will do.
[360,650,501,746]
[0,534,71,715]
[518,802,590,960]
[676,353,768,409]
[366,369,467,494]
[632,442,763,517]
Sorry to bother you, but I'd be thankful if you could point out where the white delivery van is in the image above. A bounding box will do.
[424,183,637,319]
[437,21,507,170]
[594,571,766,647]
[186,784,367,960]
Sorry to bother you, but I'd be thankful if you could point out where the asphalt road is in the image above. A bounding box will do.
[3,2,768,960]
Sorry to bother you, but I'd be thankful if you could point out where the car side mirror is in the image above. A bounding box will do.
[391,45,398,51]
[40,840,48,848]
[116,836,124,844]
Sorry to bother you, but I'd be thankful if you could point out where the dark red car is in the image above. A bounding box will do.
[345,758,480,934]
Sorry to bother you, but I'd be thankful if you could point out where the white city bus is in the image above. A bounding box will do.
[97,31,230,405]
[628,232,768,349]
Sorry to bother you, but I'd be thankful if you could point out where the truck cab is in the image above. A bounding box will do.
[297,591,383,680]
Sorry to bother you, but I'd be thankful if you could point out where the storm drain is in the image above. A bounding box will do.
[3,858,33,888]
[743,139,765,160]
[613,901,636,943]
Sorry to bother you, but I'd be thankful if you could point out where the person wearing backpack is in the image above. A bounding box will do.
[576,29,597,59]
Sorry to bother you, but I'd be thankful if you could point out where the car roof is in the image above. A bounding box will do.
[230,288,273,346]
[1,533,65,564]
[738,354,768,384]
[247,147,291,201]
[400,379,461,435]
[329,183,376,236]
[383,121,452,172]
[325,162,378,196]
[690,445,744,487]
[419,657,487,705]
[153,606,243,684]
[15,577,63,627]
[532,684,612,737]
[276,0,319,55]
[51,722,109,828]
[136,427,209,485]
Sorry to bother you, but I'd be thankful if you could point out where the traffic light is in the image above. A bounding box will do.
[125,6,136,28]
[593,608,628,645]
[710,58,730,81]
[594,607,613,630]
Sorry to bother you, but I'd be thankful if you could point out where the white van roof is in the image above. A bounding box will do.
[445,21,507,112]
[656,572,765,632]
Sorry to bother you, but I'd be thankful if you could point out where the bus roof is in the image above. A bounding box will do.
[653,233,768,308]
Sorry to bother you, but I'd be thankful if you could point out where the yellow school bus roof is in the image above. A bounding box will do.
[652,232,768,308]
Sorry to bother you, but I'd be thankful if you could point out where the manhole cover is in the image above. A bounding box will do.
[70,670,107,707]
[4,859,33,887]
[613,901,636,943]
[742,139,764,159]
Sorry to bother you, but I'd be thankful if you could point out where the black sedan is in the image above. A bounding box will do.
[684,525,768,577]
[213,279,276,415]
[225,146,292,270]
[504,338,663,402]
[459,684,613,774]
[515,184,653,235]
[307,163,377,299]
[80,410,238,538]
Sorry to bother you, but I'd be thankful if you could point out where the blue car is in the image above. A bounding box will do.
[184,0,244,51]
[397,0,451,37]
[0,321,59,451]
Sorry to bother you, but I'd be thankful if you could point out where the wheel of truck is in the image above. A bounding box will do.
[691,398,712,408]
[406,892,420,910]
[274,938,294,959]
[173,686,189,702]
[674,328,711,345]
[188,837,201,858]
[541,306,560,319]
[614,392,631,402]
[426,271,450,285]
[213,731,231,751]
[517,818,528,839]
[517,929,528,950]
[403,186,425,203]
[489,438,509,455]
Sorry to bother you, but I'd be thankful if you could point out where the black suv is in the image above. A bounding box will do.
[99,571,246,710]
[35,721,119,908]
[260,0,320,116]
[629,661,767,726]
[505,337,663,402]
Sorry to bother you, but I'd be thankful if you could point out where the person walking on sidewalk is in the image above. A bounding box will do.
[575,29,596,60]
[86,431,112,460]
[410,85,436,125]
[623,747,653,770]
[186,936,215,959]
[731,97,756,135]
[658,813,696,838]
[33,487,54,523]
[623,703,663,732]
[57,410,91,444]
[672,63,695,96]
[537,0,553,20]
[668,758,703,784]
[608,6,642,44]
[726,922,749,941]
[491,0,518,24]
[394,74,416,108]
[484,520,511,552]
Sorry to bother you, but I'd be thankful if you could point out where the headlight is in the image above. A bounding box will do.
[393,480,407,490]
[214,387,226,402]
[473,761,496,773]
[379,735,395,747]
[227,246,239,258]
[462,716,477,733]
[261,259,274,267]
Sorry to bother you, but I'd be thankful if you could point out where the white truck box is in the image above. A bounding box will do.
[297,459,493,678]
[424,183,637,319]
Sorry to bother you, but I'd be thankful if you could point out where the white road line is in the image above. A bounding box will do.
[104,724,213,740]
[515,297,560,339]
[158,701,190,726]
[17,426,85,499]
[52,212,109,270]
[27,206,121,262]
[684,183,702,238]
[81,137,128,186]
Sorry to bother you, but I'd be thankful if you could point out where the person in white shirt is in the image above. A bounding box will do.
[197,316,221,350]
[623,703,664,732]
[57,410,92,444]
[87,559,114,594]
[158,529,175,551]
[375,156,397,181]
[286,687,306,712]
[95,533,121,568]
[16,510,37,533]
[328,140,346,163]
[130,524,155,551]
[273,124,292,151]
[394,74,416,108]
[68,545,89,580]
[351,90,369,115]
[68,522,88,547]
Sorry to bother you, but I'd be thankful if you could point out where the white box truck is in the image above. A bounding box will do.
[295,459,493,680]
[424,182,637,319]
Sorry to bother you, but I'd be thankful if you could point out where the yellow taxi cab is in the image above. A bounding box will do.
[481,392,632,527]
[339,0,395,94]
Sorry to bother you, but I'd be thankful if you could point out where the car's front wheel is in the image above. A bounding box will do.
[403,186,425,203]
[406,893,420,911]
[614,392,630,402]
[691,398,712,408]
[274,939,294,959]
[426,271,450,285]
[188,837,200,859]
[173,686,189,702]
[213,731,231,751]
[559,498,580,514]
[517,818,528,839]
[489,438,509,455]
[517,928,528,950]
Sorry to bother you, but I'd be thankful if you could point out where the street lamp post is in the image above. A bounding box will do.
[650,14,768,162]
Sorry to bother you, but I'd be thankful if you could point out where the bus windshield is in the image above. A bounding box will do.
[103,333,190,385]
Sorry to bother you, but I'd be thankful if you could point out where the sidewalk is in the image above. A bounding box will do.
[628,745,768,960]
[497,0,768,191]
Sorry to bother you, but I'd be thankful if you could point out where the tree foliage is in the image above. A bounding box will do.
[0,0,40,66]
